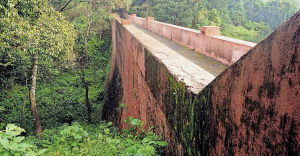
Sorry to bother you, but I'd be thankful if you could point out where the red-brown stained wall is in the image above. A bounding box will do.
[185,11,300,155]
[105,11,300,155]
[103,18,183,154]
[125,13,255,66]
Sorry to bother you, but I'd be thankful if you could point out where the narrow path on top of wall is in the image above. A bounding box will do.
[132,23,228,77]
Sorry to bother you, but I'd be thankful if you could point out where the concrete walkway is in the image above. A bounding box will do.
[132,23,227,77]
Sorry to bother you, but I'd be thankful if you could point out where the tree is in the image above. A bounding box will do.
[259,0,299,29]
[47,0,132,124]
[149,0,197,28]
[243,0,265,22]
[0,0,76,135]
[228,0,247,26]
[197,8,221,28]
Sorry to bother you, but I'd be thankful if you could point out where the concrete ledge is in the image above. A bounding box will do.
[121,19,131,25]
[146,17,154,21]
[126,14,256,65]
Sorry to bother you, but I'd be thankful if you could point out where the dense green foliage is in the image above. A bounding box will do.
[0,0,112,133]
[0,33,111,131]
[129,0,299,42]
[1,118,167,155]
[0,54,110,132]
[0,0,168,155]
[0,0,76,63]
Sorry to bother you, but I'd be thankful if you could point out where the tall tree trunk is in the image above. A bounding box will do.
[30,54,42,135]
[80,66,91,124]
[84,35,89,60]
[20,69,28,128]
[84,4,91,60]
[99,31,102,41]
[82,4,92,124]
[146,0,149,17]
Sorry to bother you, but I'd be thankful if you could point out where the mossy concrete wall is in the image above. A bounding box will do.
[104,11,300,155]
[104,18,182,154]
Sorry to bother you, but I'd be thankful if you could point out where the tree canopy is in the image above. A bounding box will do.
[0,0,76,58]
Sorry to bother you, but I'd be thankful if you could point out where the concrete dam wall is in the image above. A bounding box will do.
[124,13,256,66]
[103,11,300,155]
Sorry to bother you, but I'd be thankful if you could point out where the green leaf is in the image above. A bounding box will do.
[3,151,10,156]
[104,128,110,134]
[37,149,47,155]
[71,141,78,147]
[130,119,140,126]
[126,146,138,154]
[15,152,21,156]
[14,136,25,143]
[137,146,155,155]
[142,138,149,143]
[147,141,156,145]
[9,142,19,150]
[18,143,32,148]
[148,126,154,131]
[6,124,17,131]
[157,141,168,146]
[0,138,9,149]
[25,150,36,156]
[107,122,113,126]
[5,131,19,138]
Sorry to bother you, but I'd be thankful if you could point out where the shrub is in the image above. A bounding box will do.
[0,124,46,156]
[24,117,167,155]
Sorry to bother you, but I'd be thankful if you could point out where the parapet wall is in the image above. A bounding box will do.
[125,13,256,65]
[105,11,300,155]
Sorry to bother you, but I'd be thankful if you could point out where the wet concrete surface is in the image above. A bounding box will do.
[132,23,228,77]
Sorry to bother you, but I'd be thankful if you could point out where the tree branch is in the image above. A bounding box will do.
[60,0,73,12]
[60,0,92,12]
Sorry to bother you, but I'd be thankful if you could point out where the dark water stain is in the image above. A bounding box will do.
[289,78,294,87]
[247,83,253,92]
[258,81,276,99]
[144,48,162,100]
[293,27,300,41]
[102,66,123,125]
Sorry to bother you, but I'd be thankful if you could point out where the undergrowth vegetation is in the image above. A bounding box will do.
[0,56,110,133]
[0,124,46,156]
[1,117,167,156]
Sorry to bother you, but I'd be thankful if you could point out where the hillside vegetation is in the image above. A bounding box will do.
[129,0,300,42]
[0,0,167,155]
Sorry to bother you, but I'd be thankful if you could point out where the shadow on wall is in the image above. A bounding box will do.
[102,66,123,125]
